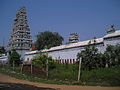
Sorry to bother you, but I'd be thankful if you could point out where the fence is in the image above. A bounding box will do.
[22,64,46,78]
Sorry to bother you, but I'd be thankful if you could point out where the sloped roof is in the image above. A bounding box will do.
[25,30,120,54]
[46,38,103,52]
[104,30,120,39]
[25,50,39,55]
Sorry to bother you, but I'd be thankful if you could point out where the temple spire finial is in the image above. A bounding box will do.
[107,24,116,34]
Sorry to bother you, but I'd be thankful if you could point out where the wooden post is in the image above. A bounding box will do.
[2,60,4,67]
[31,61,32,74]
[45,46,48,78]
[13,60,15,70]
[46,58,48,78]
[78,58,82,82]
[20,64,24,73]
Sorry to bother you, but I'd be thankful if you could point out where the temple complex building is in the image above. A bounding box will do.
[25,25,120,64]
[7,7,32,59]
[69,33,79,43]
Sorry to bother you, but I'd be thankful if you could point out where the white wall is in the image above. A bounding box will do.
[0,56,8,62]
[23,36,120,64]
[24,53,40,62]
[48,43,105,61]
[17,49,30,60]
[104,37,120,47]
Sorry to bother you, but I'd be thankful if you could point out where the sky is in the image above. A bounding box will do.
[0,0,120,46]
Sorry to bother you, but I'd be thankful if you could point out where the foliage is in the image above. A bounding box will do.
[77,45,105,70]
[48,63,78,81]
[35,31,64,50]
[104,44,120,67]
[77,42,120,70]
[32,55,57,70]
[0,46,6,54]
[9,49,20,66]
[0,66,69,85]
[80,67,120,86]
[0,65,120,86]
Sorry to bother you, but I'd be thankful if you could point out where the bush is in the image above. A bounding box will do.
[48,63,78,81]
[81,67,120,86]
[9,49,20,66]
[32,55,57,70]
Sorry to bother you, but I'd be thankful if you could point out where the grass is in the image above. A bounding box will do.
[0,66,70,85]
[0,65,120,86]
[48,64,78,81]
[80,67,120,86]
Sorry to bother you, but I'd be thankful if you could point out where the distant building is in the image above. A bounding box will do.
[25,26,120,64]
[0,54,8,65]
[7,7,32,59]
[69,33,79,43]
[24,50,40,64]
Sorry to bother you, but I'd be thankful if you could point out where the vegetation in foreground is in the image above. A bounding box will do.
[1,39,120,86]
[0,44,119,86]
[0,65,120,86]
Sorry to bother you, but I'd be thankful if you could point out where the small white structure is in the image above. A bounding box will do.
[0,54,8,65]
[24,50,40,63]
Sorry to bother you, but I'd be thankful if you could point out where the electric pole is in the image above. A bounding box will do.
[78,58,82,82]
[45,46,48,78]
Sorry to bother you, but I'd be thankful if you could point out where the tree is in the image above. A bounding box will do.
[115,44,120,66]
[104,45,120,67]
[9,49,20,66]
[0,46,6,54]
[35,31,64,50]
[77,44,104,70]
[32,55,56,70]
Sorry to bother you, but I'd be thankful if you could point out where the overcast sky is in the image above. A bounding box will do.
[0,0,120,46]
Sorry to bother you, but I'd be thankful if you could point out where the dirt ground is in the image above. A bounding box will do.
[0,73,120,90]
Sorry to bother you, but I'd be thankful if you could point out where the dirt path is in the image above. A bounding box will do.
[0,73,120,90]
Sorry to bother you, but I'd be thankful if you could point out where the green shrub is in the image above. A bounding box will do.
[48,63,78,81]
[81,67,120,86]
[32,55,57,70]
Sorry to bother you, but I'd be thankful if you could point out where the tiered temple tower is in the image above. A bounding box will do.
[8,7,32,59]
[69,33,79,43]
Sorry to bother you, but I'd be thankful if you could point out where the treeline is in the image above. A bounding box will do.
[77,44,120,70]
